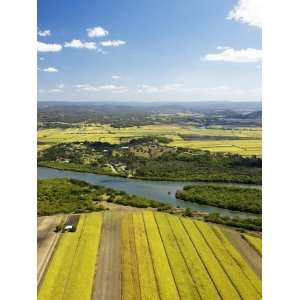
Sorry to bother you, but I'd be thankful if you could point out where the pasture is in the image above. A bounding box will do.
[38,124,261,156]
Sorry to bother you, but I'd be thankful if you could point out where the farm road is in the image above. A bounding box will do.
[92,211,122,300]
[37,215,64,286]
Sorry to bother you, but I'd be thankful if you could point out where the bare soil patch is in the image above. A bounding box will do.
[219,225,262,278]
[92,211,123,300]
[37,215,65,286]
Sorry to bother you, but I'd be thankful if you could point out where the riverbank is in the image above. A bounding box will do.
[38,167,260,219]
[38,161,262,186]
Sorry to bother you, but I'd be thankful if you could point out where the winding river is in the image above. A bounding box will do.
[37,167,261,219]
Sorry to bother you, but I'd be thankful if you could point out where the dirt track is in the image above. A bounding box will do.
[37,215,65,286]
[92,211,122,300]
[220,226,262,278]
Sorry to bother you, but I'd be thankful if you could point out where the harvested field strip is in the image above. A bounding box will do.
[64,214,80,227]
[38,215,86,300]
[167,214,221,300]
[195,221,261,300]
[38,213,102,300]
[180,218,240,300]
[213,227,262,295]
[121,214,141,300]
[132,213,160,300]
[154,213,200,300]
[243,234,262,256]
[142,212,180,300]
[62,213,103,300]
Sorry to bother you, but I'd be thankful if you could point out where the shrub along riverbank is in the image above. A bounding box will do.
[176,185,261,214]
[38,178,170,216]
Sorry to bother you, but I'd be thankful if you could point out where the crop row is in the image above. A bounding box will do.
[38,213,102,300]
[121,212,261,300]
[242,234,262,256]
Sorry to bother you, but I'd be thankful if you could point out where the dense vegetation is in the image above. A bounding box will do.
[205,213,262,231]
[176,185,261,213]
[38,140,262,184]
[37,178,170,216]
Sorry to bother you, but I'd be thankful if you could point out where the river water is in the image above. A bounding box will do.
[37,167,260,219]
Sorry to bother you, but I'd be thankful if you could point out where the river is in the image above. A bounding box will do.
[37,167,260,219]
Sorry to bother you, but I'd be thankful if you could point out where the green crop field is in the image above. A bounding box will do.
[243,234,262,256]
[38,213,102,300]
[121,211,262,300]
[38,124,261,156]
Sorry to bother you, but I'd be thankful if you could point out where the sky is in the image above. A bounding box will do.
[37,0,261,102]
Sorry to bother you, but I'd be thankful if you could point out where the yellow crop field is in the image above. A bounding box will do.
[38,213,102,300]
[213,227,262,295]
[195,221,261,299]
[121,214,141,300]
[132,213,160,300]
[154,213,200,299]
[142,211,180,300]
[243,234,262,256]
[38,124,261,155]
[168,139,261,156]
[180,218,240,300]
[166,214,221,299]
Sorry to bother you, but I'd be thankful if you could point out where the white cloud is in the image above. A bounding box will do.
[217,46,230,50]
[38,29,51,37]
[39,57,45,60]
[43,67,58,72]
[37,41,62,52]
[100,40,126,47]
[48,89,61,93]
[204,47,262,63]
[138,83,184,93]
[112,75,121,79]
[75,83,126,92]
[87,26,109,37]
[64,39,97,50]
[57,84,64,89]
[227,0,262,28]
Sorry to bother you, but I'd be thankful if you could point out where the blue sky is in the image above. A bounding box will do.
[37,0,261,102]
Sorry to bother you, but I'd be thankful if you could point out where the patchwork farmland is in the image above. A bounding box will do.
[38,211,262,300]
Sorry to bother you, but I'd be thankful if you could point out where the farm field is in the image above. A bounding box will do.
[37,215,65,286]
[121,211,262,300]
[38,124,261,156]
[243,234,262,256]
[38,210,261,300]
[38,212,102,300]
